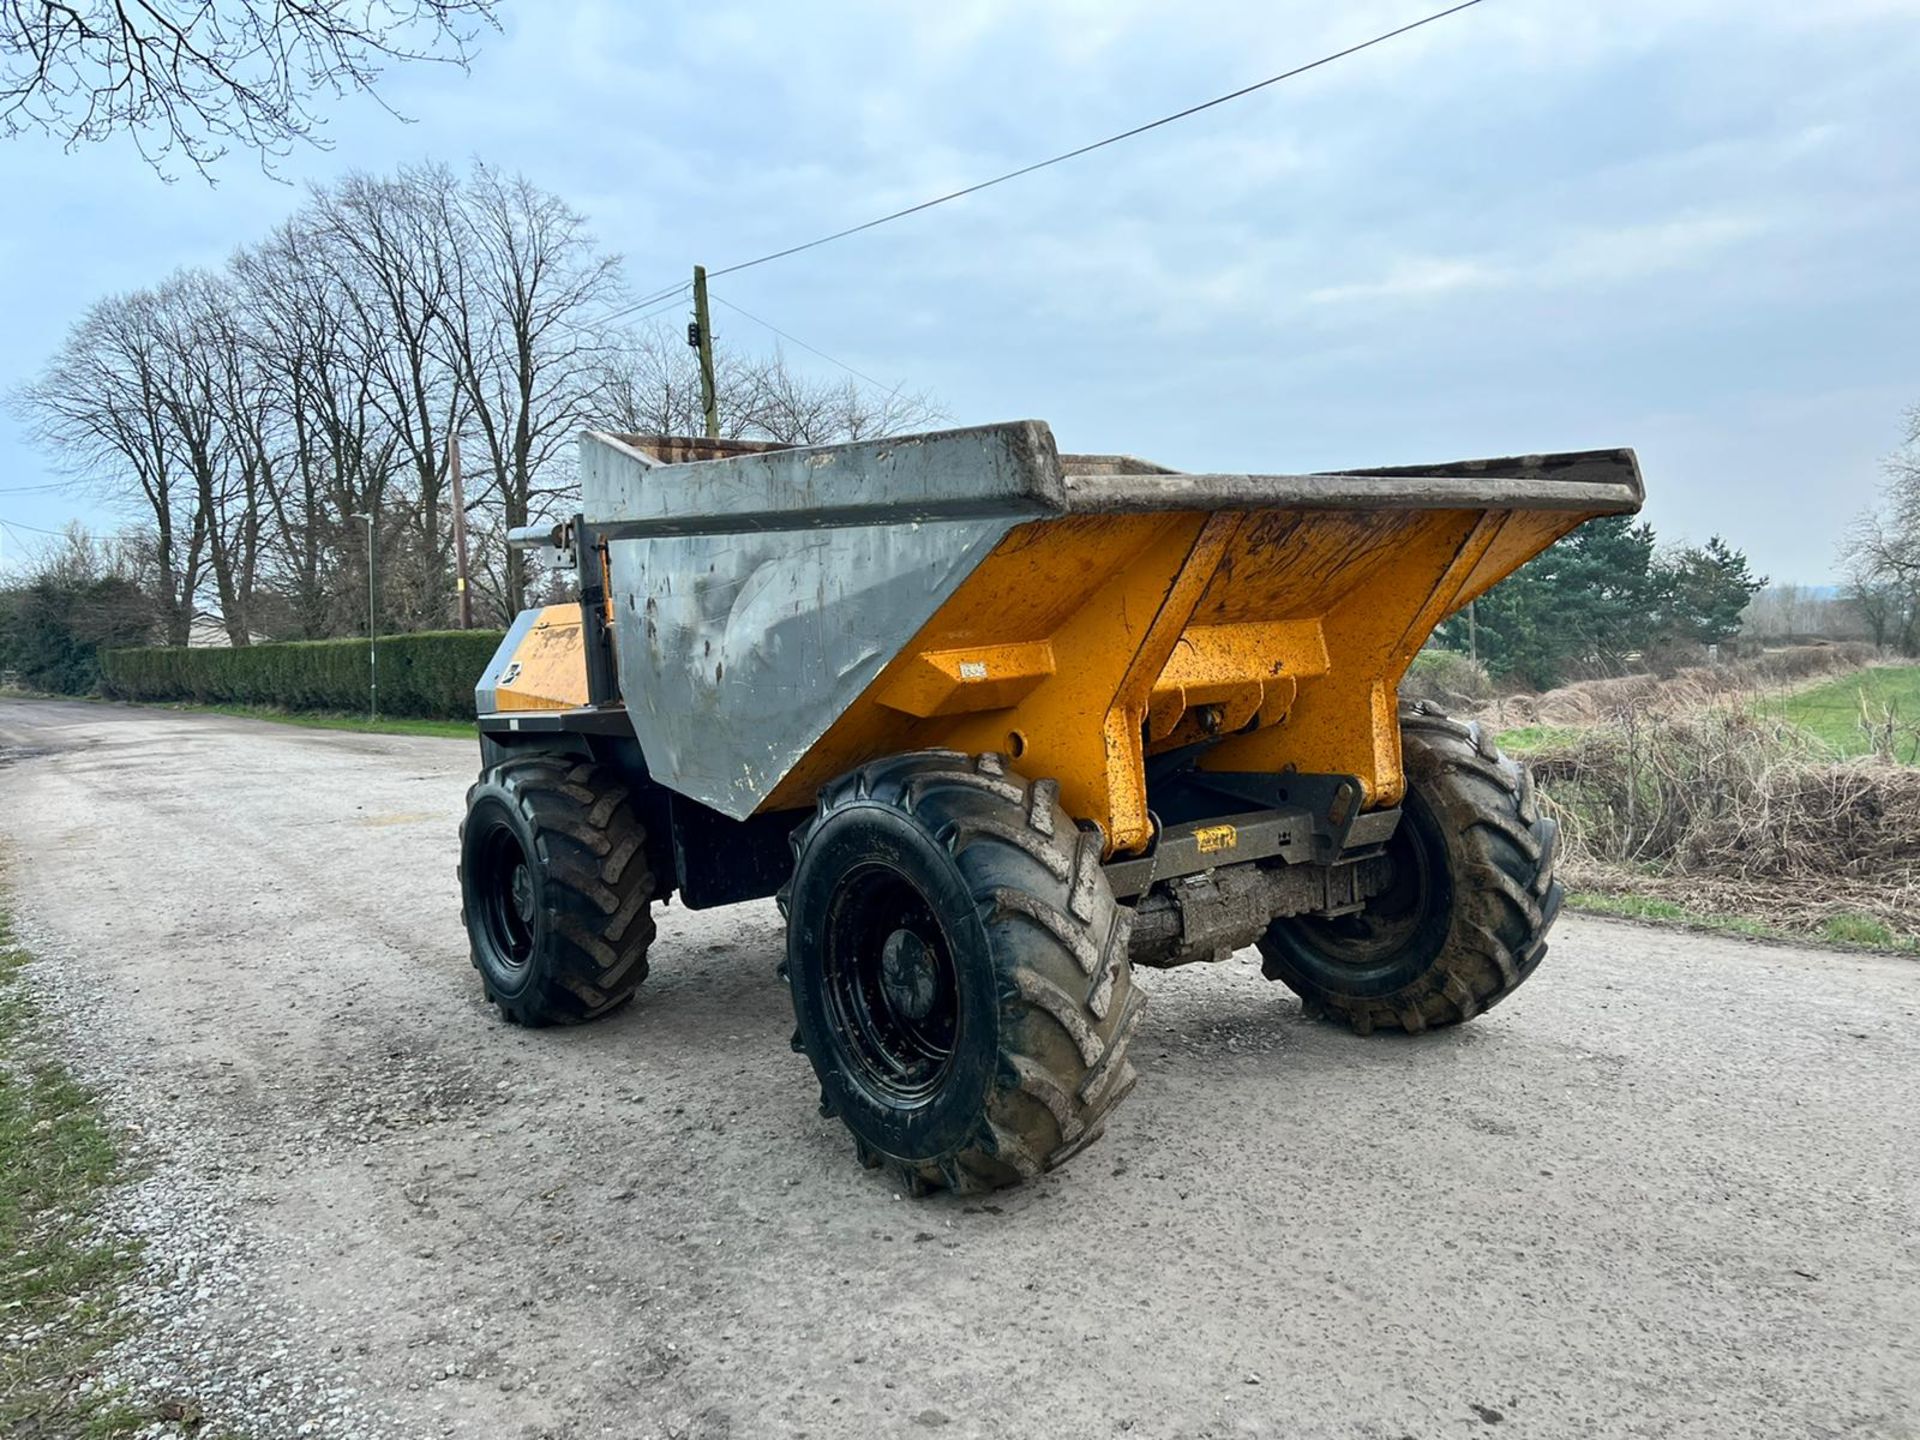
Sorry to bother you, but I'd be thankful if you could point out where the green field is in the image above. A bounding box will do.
[1756,664,1920,763]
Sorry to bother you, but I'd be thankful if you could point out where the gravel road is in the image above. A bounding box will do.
[1,698,1916,1440]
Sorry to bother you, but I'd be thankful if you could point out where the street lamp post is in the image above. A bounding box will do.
[353,511,377,721]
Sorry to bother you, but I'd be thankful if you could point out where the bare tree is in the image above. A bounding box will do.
[597,324,767,442]
[739,351,944,445]
[309,164,464,627]
[146,269,270,643]
[232,215,404,637]
[441,162,620,619]
[596,326,945,448]
[14,287,206,643]
[1842,406,1920,656]
[17,157,948,642]
[2,0,498,177]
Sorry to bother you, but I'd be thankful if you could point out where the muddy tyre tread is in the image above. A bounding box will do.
[1260,702,1562,1035]
[790,750,1144,1195]
[460,755,656,1027]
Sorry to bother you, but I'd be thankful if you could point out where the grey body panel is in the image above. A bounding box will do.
[1061,447,1645,516]
[581,422,1064,539]
[574,422,1644,817]
[583,426,1051,819]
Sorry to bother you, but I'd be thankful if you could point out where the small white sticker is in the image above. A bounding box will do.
[958,661,988,680]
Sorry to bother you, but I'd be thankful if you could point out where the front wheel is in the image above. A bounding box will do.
[459,755,657,1026]
[784,751,1147,1194]
[1258,705,1562,1034]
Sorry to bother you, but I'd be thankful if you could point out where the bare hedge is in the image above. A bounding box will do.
[100,631,505,719]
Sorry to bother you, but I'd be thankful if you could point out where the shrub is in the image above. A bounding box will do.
[1527,706,1920,881]
[1403,648,1493,707]
[100,630,505,719]
[0,575,155,695]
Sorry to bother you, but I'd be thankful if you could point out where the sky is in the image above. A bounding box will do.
[2,0,1918,585]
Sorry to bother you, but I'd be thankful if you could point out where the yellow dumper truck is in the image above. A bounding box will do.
[460,422,1643,1193]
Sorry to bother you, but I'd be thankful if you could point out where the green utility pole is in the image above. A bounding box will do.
[354,510,378,720]
[691,264,719,439]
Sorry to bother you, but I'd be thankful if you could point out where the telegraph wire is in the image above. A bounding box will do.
[627,287,696,328]
[603,280,691,328]
[705,0,1487,281]
[601,1,1484,325]
[711,293,899,393]
[0,515,67,537]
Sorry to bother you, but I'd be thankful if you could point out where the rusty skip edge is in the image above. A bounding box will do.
[578,422,1644,541]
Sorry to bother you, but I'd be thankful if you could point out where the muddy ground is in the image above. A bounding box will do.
[0,698,1915,1440]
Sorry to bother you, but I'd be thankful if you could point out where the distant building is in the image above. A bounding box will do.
[185,613,268,648]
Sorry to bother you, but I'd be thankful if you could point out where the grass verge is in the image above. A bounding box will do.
[1567,890,1920,955]
[148,701,474,740]
[0,689,474,741]
[0,908,150,1434]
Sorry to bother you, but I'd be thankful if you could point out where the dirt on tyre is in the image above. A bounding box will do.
[783,750,1146,1194]
[1258,703,1562,1035]
[459,755,657,1026]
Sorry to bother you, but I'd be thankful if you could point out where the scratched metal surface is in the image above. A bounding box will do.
[576,424,1643,815]
[583,426,1057,818]
[580,421,1066,538]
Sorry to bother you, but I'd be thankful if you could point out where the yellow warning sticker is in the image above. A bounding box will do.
[1195,824,1238,854]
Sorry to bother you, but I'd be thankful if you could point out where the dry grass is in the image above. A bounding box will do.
[1525,704,1920,943]
[1480,642,1879,728]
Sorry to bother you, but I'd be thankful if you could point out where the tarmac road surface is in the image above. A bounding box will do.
[1,697,1916,1440]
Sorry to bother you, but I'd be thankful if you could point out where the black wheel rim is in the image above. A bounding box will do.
[821,862,961,1107]
[1288,793,1444,976]
[474,819,537,971]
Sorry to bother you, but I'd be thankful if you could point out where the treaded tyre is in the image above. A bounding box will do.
[784,750,1147,1194]
[459,754,657,1026]
[1257,703,1562,1035]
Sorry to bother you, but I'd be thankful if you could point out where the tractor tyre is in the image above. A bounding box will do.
[1257,703,1561,1035]
[783,751,1146,1194]
[459,754,657,1026]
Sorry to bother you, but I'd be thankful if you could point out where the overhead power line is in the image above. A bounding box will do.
[711,293,898,393]
[629,285,695,327]
[603,280,691,329]
[602,0,1483,326]
[0,515,68,537]
[599,0,1482,343]
[719,1,1483,280]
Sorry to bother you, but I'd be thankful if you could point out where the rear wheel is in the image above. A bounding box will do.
[784,751,1147,1194]
[1258,704,1561,1034]
[459,755,657,1026]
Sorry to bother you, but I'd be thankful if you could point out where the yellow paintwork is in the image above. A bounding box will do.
[763,504,1591,855]
[490,605,590,712]
[494,503,1593,857]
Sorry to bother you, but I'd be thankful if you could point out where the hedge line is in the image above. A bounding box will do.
[101,630,506,719]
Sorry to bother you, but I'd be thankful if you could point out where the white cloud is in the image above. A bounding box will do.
[1305,255,1494,306]
[1304,213,1769,308]
[6,0,1920,582]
